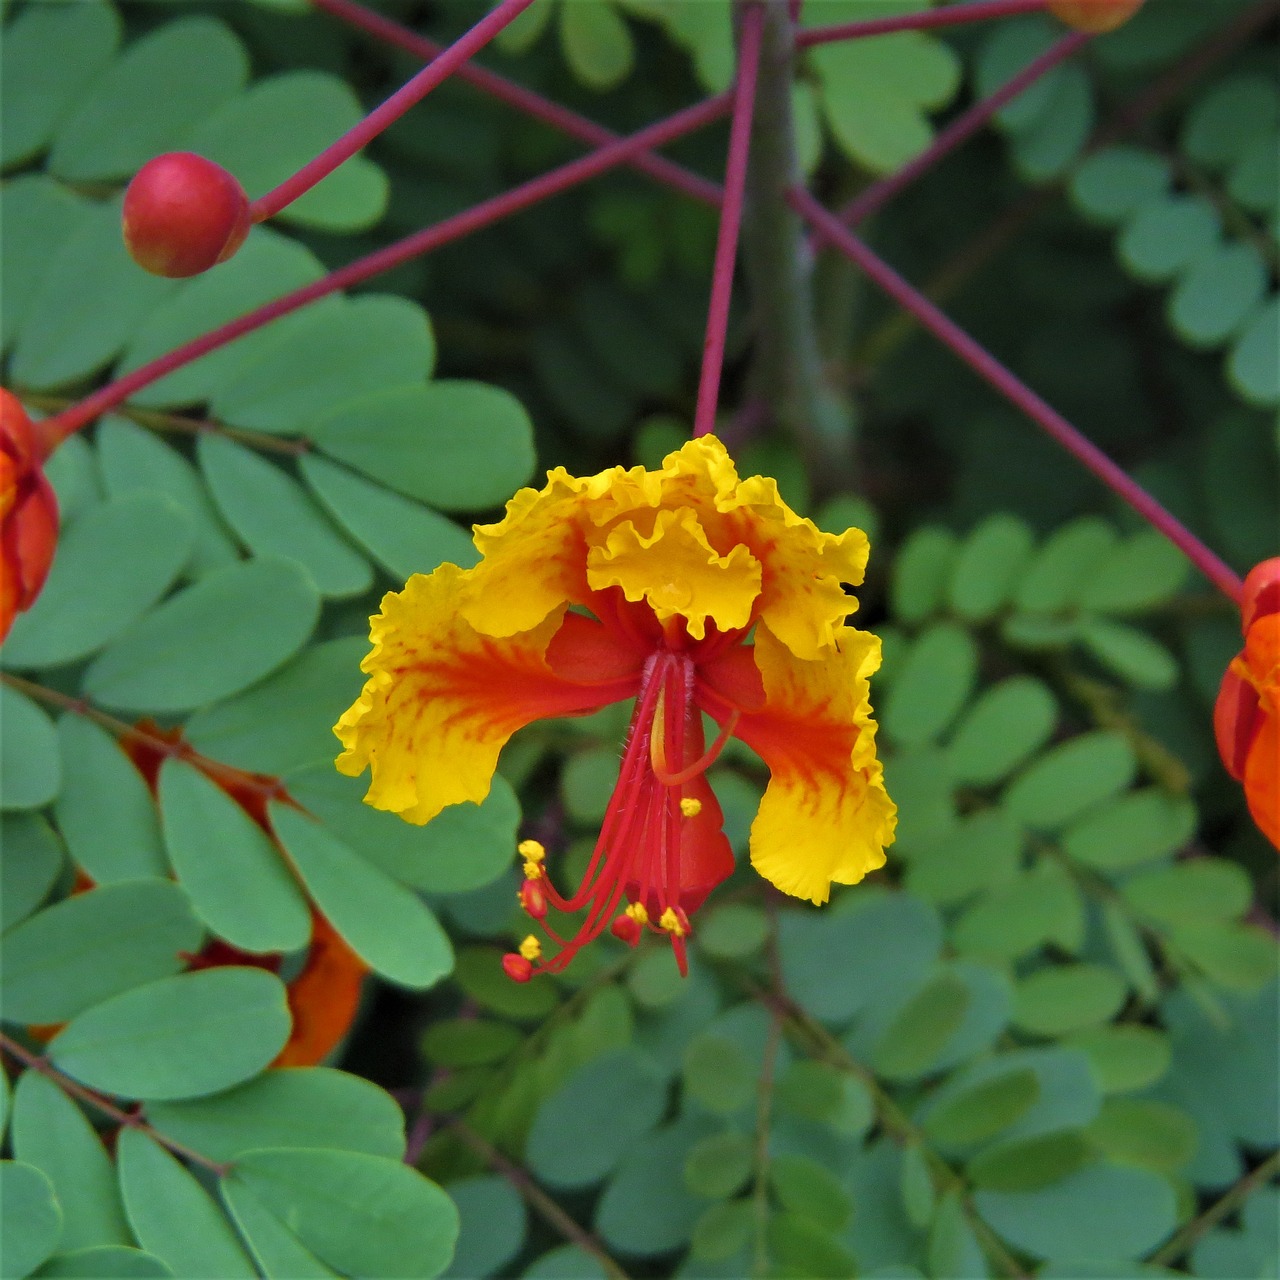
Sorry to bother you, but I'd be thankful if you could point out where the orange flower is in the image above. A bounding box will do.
[0,389,58,642]
[1215,558,1280,850]
[336,437,895,979]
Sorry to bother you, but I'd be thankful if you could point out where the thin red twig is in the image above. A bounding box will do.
[694,4,764,439]
[251,0,537,221]
[832,31,1091,232]
[310,0,722,208]
[791,185,1246,604]
[43,94,731,443]
[797,0,1054,47]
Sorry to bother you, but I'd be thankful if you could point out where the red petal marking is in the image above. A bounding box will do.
[696,643,766,713]
[1215,659,1262,782]
[545,609,648,684]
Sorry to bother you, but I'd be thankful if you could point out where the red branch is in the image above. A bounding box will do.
[251,0,536,221]
[694,5,764,439]
[791,186,1246,605]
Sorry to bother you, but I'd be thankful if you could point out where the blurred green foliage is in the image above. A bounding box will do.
[1,0,1277,1277]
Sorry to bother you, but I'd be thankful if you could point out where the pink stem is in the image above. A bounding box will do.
[249,0,537,222]
[797,0,1054,46]
[43,94,732,443]
[310,0,722,209]
[791,185,1245,604]
[693,4,764,439]
[831,31,1090,233]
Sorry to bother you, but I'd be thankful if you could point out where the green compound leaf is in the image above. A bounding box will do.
[527,1049,668,1190]
[219,1177,337,1280]
[1004,730,1137,831]
[1,1161,63,1280]
[117,1129,257,1280]
[682,1034,755,1114]
[696,902,769,960]
[1065,1025,1171,1095]
[1102,902,1159,1006]
[210,295,434,433]
[975,16,1061,133]
[34,1246,174,1278]
[43,434,102,530]
[1078,618,1179,691]
[882,622,979,748]
[287,765,520,896]
[944,676,1057,787]
[2,494,193,669]
[771,1154,854,1233]
[559,0,634,90]
[872,969,970,1080]
[1012,963,1128,1038]
[0,814,63,933]
[1069,146,1171,226]
[0,685,61,812]
[974,1163,1176,1261]
[53,716,167,884]
[1085,1098,1197,1173]
[452,946,559,1021]
[49,968,290,1101]
[1078,530,1189,612]
[953,862,1084,961]
[890,526,959,624]
[1059,788,1195,872]
[0,177,92,353]
[774,1060,854,1128]
[12,1071,130,1251]
[158,759,310,953]
[0,0,121,169]
[1117,194,1220,284]
[185,637,365,777]
[690,1199,753,1263]
[768,1211,859,1280]
[906,808,1022,906]
[967,1130,1093,1193]
[1170,922,1278,991]
[444,1176,526,1280]
[1229,295,1280,406]
[813,27,961,175]
[947,514,1034,621]
[1120,859,1253,926]
[269,803,454,989]
[309,381,536,513]
[899,1139,935,1227]
[422,1019,522,1069]
[95,419,238,578]
[49,16,248,181]
[1180,73,1280,171]
[197,436,371,599]
[148,1067,405,1163]
[923,1067,1040,1147]
[119,229,325,409]
[1168,241,1268,350]
[0,879,202,1025]
[300,454,478,580]
[1228,131,1280,212]
[227,1148,459,1280]
[1009,63,1093,184]
[189,72,388,230]
[683,1132,753,1200]
[10,198,176,391]
[928,1189,988,1280]
[84,556,320,714]
[1013,516,1117,614]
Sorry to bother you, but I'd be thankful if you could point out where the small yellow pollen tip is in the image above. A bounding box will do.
[518,934,542,961]
[680,797,702,817]
[626,902,649,925]
[658,907,686,937]
[518,839,546,863]
[522,861,542,880]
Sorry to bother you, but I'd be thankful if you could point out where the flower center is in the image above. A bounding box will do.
[506,647,736,980]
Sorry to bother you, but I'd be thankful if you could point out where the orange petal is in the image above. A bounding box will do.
[1243,708,1280,852]
[335,564,632,824]
[1242,557,1280,633]
[727,623,896,904]
[1215,657,1262,782]
[274,913,366,1068]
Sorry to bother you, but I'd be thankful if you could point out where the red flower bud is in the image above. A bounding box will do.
[1048,0,1144,32]
[610,912,643,947]
[123,152,251,279]
[1,389,58,642]
[502,953,533,983]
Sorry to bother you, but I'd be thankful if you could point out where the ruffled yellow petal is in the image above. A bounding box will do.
[335,564,617,824]
[587,507,761,640]
[732,623,896,904]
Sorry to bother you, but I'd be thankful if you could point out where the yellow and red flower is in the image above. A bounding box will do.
[1,389,58,643]
[335,436,895,978]
[1215,558,1280,851]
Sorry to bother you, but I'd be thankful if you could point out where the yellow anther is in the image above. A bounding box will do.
[518,934,542,961]
[680,797,702,817]
[658,907,686,937]
[522,861,543,880]
[626,902,649,925]
[518,839,546,864]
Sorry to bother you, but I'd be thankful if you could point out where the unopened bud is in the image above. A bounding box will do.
[123,152,251,278]
[502,952,533,983]
[1047,0,1144,32]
